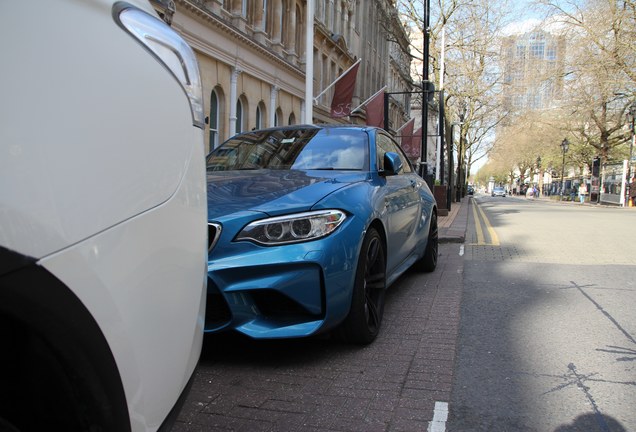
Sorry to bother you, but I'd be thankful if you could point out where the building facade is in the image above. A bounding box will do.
[501,29,566,113]
[159,0,412,153]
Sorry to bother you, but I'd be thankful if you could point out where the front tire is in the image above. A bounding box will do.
[416,212,438,273]
[338,228,386,345]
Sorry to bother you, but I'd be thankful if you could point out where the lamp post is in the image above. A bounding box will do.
[449,122,463,206]
[420,0,431,185]
[626,103,636,206]
[536,156,542,197]
[560,138,569,201]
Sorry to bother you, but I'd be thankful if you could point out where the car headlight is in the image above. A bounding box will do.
[115,3,205,128]
[235,210,346,245]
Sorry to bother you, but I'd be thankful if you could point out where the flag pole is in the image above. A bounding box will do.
[313,58,362,103]
[304,0,314,124]
[395,118,415,133]
[351,85,387,114]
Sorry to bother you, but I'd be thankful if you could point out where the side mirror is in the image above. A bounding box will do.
[381,152,403,176]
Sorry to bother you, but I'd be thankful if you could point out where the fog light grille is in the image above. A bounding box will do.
[208,222,222,252]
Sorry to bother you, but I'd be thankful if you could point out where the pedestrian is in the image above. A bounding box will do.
[578,181,587,204]
[630,176,636,207]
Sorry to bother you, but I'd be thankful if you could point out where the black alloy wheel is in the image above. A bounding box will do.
[338,227,386,345]
[417,212,438,273]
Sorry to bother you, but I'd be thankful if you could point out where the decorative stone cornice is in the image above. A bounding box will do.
[314,23,355,63]
[175,0,304,78]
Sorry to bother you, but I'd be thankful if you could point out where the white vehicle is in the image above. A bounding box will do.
[0,1,207,431]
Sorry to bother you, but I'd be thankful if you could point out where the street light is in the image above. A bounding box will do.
[449,121,463,206]
[536,156,542,196]
[626,103,636,206]
[560,138,569,201]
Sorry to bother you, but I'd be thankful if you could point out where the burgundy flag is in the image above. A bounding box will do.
[366,89,385,127]
[411,127,422,159]
[399,118,418,157]
[330,63,360,118]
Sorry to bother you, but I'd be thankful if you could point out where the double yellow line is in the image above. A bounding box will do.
[471,201,500,246]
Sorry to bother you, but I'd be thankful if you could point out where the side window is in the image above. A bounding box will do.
[376,133,412,174]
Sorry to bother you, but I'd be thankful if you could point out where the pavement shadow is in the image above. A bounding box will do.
[553,413,626,431]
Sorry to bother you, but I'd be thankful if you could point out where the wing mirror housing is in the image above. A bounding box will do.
[381,152,403,177]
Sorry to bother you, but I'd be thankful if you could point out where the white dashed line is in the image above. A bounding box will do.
[427,401,449,432]
[459,244,464,256]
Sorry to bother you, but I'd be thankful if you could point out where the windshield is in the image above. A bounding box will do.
[206,128,369,172]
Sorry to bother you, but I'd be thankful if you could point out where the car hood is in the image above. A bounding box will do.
[206,169,367,219]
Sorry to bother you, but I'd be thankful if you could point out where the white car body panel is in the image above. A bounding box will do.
[40,146,207,429]
[1,0,194,259]
[1,1,207,430]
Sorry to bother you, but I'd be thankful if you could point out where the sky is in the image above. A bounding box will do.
[503,0,577,35]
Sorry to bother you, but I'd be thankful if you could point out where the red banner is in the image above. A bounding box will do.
[400,121,420,159]
[330,63,360,118]
[366,89,385,127]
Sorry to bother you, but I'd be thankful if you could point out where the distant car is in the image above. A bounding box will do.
[205,125,438,344]
[492,187,507,197]
[1,1,207,431]
[467,185,475,195]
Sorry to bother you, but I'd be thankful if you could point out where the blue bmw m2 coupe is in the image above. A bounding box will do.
[205,125,438,344]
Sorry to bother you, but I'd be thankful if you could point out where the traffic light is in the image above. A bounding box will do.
[592,157,600,177]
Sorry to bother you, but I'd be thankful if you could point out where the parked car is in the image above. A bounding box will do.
[492,186,507,197]
[1,1,207,431]
[204,125,438,345]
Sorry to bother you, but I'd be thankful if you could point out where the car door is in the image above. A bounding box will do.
[376,132,421,274]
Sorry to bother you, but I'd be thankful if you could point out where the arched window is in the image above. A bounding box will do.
[275,108,282,127]
[236,99,244,134]
[262,0,268,31]
[281,0,290,46]
[288,112,296,125]
[265,0,273,35]
[209,89,219,149]
[278,3,284,42]
[295,3,303,56]
[256,104,263,129]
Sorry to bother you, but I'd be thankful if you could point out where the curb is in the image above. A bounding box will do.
[439,198,469,244]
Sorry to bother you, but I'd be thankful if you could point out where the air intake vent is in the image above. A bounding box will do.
[208,223,222,252]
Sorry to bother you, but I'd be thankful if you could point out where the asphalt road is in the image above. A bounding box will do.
[449,195,636,432]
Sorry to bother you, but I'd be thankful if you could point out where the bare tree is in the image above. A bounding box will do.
[538,0,634,165]
[398,0,511,198]
[538,0,636,86]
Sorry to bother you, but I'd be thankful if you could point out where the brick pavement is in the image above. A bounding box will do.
[438,198,468,244]
[175,199,471,432]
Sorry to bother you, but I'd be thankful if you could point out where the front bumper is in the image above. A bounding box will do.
[205,228,361,339]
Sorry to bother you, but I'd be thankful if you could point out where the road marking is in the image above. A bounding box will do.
[470,201,500,246]
[459,244,464,256]
[471,203,486,244]
[427,401,449,432]
[476,204,500,246]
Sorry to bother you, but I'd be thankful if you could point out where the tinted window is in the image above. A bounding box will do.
[206,128,369,171]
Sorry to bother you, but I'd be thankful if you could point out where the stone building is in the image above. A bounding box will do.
[155,0,412,153]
